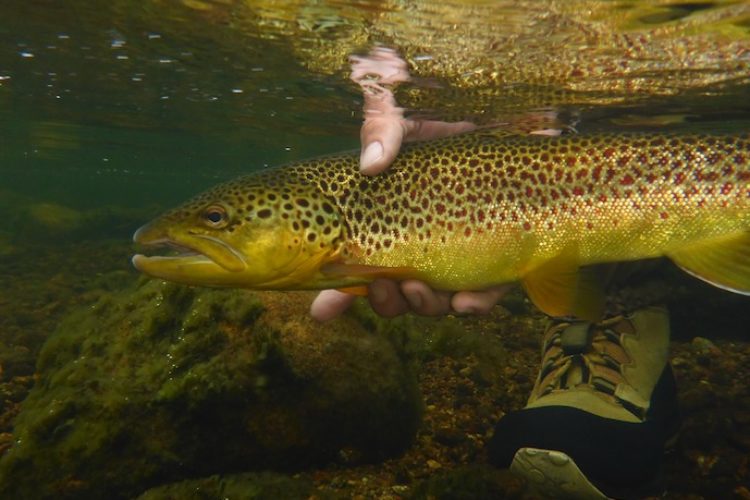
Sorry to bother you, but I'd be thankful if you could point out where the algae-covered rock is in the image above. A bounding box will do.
[137,471,314,500]
[0,280,421,499]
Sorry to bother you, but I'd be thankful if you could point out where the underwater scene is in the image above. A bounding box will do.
[2,0,750,498]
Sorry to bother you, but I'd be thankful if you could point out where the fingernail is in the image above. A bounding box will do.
[405,291,422,309]
[360,141,383,172]
[371,283,388,304]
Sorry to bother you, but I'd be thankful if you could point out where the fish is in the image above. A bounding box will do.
[132,129,750,320]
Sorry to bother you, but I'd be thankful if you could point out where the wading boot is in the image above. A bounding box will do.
[487,306,680,499]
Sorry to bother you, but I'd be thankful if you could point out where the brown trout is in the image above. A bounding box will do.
[132,130,750,319]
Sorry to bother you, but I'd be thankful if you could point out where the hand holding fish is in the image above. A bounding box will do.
[132,49,750,325]
[310,48,507,322]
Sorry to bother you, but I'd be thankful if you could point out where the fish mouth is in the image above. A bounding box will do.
[132,223,247,279]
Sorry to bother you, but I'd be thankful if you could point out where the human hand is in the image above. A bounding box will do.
[310,280,512,322]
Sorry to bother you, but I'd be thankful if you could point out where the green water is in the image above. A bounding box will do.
[2,0,749,211]
[1,1,750,498]
[1,0,362,210]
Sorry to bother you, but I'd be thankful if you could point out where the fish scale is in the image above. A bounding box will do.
[133,130,750,319]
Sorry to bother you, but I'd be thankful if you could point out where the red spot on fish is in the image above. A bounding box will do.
[436,203,446,214]
[660,211,669,220]
[721,182,733,195]
[603,148,615,158]
[464,227,472,237]
[572,186,584,196]
[566,156,577,167]
[619,174,635,186]
[592,165,602,182]
[523,221,531,231]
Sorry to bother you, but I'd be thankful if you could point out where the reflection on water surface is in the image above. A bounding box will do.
[2,1,749,206]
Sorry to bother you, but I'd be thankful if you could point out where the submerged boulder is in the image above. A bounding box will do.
[0,279,421,499]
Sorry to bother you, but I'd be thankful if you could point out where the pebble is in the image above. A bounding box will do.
[691,336,720,355]
[426,459,442,470]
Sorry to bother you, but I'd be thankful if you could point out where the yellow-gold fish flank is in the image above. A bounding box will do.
[133,130,750,319]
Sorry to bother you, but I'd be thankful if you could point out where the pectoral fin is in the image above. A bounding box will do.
[667,231,750,295]
[521,251,605,321]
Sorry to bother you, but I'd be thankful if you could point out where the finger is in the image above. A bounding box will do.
[310,290,357,322]
[400,280,454,316]
[404,120,477,142]
[368,279,411,318]
[359,117,407,174]
[451,285,512,315]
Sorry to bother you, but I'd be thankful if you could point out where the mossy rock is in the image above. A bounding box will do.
[137,471,314,500]
[0,280,421,499]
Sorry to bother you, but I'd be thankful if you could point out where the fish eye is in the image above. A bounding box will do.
[202,205,228,227]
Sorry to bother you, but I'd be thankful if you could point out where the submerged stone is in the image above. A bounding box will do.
[137,471,314,500]
[0,280,421,499]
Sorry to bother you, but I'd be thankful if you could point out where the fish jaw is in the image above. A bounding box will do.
[132,220,249,285]
[131,252,243,287]
[131,216,360,290]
